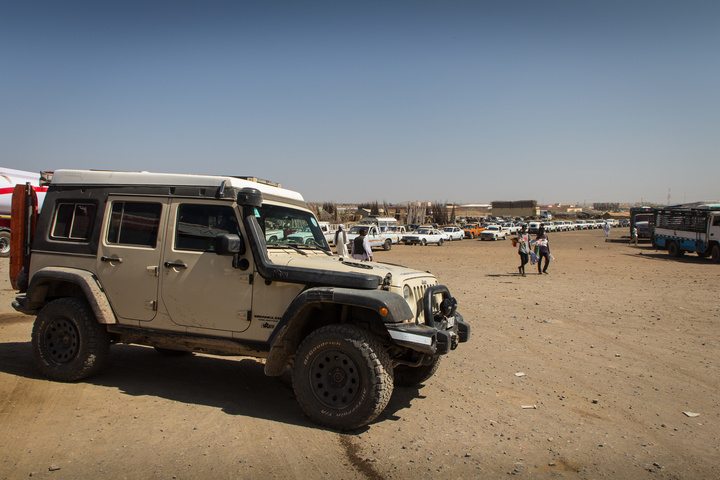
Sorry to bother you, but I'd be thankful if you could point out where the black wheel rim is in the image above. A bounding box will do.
[309,349,361,409]
[43,318,79,364]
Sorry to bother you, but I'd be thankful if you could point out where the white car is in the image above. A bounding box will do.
[403,228,445,246]
[286,226,323,246]
[391,225,408,242]
[542,222,556,232]
[502,222,520,234]
[442,226,464,241]
[479,225,508,241]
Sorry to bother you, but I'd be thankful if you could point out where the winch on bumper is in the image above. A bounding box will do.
[385,285,470,355]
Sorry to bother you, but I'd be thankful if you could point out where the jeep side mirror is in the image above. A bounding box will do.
[216,233,245,256]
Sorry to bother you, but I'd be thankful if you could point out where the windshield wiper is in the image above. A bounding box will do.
[297,244,333,256]
[267,244,308,255]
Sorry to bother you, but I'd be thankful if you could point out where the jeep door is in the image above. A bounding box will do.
[96,197,168,322]
[161,200,252,334]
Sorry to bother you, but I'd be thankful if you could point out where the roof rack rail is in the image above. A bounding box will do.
[235,176,280,188]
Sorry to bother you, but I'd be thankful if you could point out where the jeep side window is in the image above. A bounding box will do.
[51,203,97,241]
[107,202,163,247]
[175,204,241,252]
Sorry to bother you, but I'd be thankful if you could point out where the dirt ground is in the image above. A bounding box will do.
[1,228,718,479]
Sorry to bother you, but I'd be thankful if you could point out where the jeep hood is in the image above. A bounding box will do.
[267,250,434,287]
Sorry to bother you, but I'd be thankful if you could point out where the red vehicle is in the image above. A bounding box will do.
[0,168,49,257]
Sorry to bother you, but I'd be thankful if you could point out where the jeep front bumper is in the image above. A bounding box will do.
[386,312,469,355]
[385,285,470,355]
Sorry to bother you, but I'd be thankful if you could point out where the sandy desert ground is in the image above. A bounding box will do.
[1,228,718,479]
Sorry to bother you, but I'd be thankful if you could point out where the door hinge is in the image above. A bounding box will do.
[145,300,157,311]
[147,266,159,277]
[237,310,251,321]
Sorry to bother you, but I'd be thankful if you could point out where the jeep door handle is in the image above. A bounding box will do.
[100,256,123,263]
[164,261,188,269]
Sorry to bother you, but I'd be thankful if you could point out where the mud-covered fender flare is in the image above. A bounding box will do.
[18,267,117,324]
[263,287,413,376]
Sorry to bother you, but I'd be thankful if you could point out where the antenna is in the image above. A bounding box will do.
[667,188,671,206]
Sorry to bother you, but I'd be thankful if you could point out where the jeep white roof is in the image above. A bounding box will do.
[50,169,305,203]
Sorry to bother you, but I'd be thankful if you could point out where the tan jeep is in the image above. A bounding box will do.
[12,170,469,430]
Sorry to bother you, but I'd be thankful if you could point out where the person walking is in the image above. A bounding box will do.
[515,224,530,276]
[630,226,638,245]
[603,221,610,237]
[351,228,373,261]
[334,225,349,258]
[535,226,551,274]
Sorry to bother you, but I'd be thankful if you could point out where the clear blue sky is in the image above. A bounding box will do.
[2,1,718,205]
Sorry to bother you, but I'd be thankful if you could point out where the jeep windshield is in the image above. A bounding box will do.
[254,204,330,251]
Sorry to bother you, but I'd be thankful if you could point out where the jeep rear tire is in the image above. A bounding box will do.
[32,297,110,382]
[394,355,442,387]
[292,324,394,430]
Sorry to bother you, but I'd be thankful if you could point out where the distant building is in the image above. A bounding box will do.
[491,200,538,218]
[353,207,372,219]
[546,204,583,214]
[454,204,492,219]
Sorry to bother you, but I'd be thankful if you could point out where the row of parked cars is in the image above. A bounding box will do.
[532,219,618,232]
[323,217,623,249]
[403,223,522,245]
[403,225,462,246]
[457,218,621,241]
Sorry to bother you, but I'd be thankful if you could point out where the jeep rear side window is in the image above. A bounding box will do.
[175,204,240,252]
[107,202,163,247]
[51,203,97,240]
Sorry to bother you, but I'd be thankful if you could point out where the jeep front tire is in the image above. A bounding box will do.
[292,324,394,430]
[32,297,110,382]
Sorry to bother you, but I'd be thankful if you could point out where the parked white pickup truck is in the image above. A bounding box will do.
[346,224,399,251]
[321,222,343,246]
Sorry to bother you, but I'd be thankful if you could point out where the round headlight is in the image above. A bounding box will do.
[403,285,412,302]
